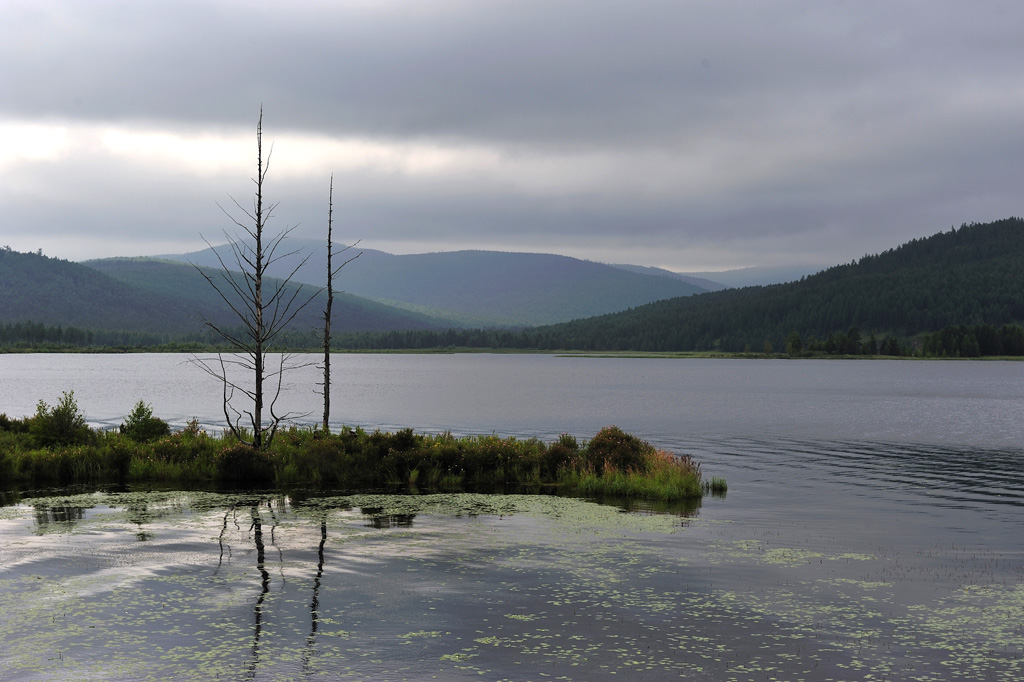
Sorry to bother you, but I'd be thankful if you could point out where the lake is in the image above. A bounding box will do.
[1,354,1022,680]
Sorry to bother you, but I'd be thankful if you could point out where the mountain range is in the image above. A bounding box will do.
[5,217,1018,351]
[1,243,717,337]
[158,242,710,327]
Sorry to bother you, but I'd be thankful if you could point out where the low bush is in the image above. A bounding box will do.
[215,443,275,486]
[120,401,171,443]
[583,425,656,473]
[0,413,30,433]
[29,391,95,448]
[541,433,583,477]
[274,431,365,487]
[98,432,135,481]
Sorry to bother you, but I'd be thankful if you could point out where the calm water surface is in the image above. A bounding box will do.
[1,354,1022,680]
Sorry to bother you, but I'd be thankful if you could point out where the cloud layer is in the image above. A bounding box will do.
[2,0,1021,270]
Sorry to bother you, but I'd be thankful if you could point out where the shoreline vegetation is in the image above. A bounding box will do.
[2,322,1023,360]
[2,346,1022,361]
[0,396,726,502]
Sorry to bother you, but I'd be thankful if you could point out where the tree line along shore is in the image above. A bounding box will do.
[0,394,725,502]
[2,321,1023,360]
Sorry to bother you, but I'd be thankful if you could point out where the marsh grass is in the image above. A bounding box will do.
[0,414,715,501]
[704,476,728,497]
[564,449,704,501]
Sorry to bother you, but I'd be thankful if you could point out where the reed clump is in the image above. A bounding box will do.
[0,405,718,501]
[562,448,705,501]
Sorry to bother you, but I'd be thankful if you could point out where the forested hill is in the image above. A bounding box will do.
[84,258,445,333]
[522,218,1024,352]
[0,249,446,342]
[0,248,206,334]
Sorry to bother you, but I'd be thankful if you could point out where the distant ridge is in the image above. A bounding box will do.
[159,245,708,326]
[607,264,727,291]
[84,257,447,333]
[679,264,825,289]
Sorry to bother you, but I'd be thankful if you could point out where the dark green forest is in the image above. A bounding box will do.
[515,218,1024,353]
[0,247,208,334]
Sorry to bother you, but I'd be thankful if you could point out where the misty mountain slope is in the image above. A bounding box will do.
[609,264,727,291]
[526,218,1024,352]
[679,264,825,289]
[83,257,447,333]
[161,243,708,326]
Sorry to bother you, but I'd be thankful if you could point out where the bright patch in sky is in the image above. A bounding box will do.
[0,121,73,168]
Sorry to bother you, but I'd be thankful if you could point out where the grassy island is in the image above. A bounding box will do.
[0,396,724,502]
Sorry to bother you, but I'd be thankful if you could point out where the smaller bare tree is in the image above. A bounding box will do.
[320,174,360,431]
[193,109,318,449]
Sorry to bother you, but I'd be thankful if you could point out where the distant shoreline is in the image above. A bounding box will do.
[2,346,1022,360]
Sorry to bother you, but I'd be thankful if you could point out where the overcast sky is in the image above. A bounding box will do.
[1,0,1021,271]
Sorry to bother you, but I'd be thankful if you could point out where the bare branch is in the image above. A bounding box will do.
[190,109,314,449]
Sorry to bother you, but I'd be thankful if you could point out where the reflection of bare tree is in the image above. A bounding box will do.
[301,518,329,675]
[266,499,286,583]
[214,506,234,576]
[246,505,271,679]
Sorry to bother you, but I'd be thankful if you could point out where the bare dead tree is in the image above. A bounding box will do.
[321,174,360,432]
[192,109,318,449]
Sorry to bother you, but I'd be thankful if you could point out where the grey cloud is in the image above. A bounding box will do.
[7,1,1017,146]
[2,0,1022,269]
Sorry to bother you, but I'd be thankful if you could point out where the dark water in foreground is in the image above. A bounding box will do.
[1,355,1022,680]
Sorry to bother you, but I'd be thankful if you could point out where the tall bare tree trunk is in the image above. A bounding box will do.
[322,176,334,432]
[192,108,317,449]
[321,175,359,432]
[253,114,265,450]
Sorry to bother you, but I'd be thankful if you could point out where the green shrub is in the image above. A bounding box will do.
[97,432,136,481]
[583,425,656,473]
[367,427,419,457]
[148,428,218,465]
[541,443,575,477]
[19,444,103,484]
[536,433,578,475]
[0,413,30,433]
[216,443,275,486]
[29,391,95,448]
[557,433,579,452]
[120,401,171,443]
[0,428,33,455]
[276,434,363,487]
